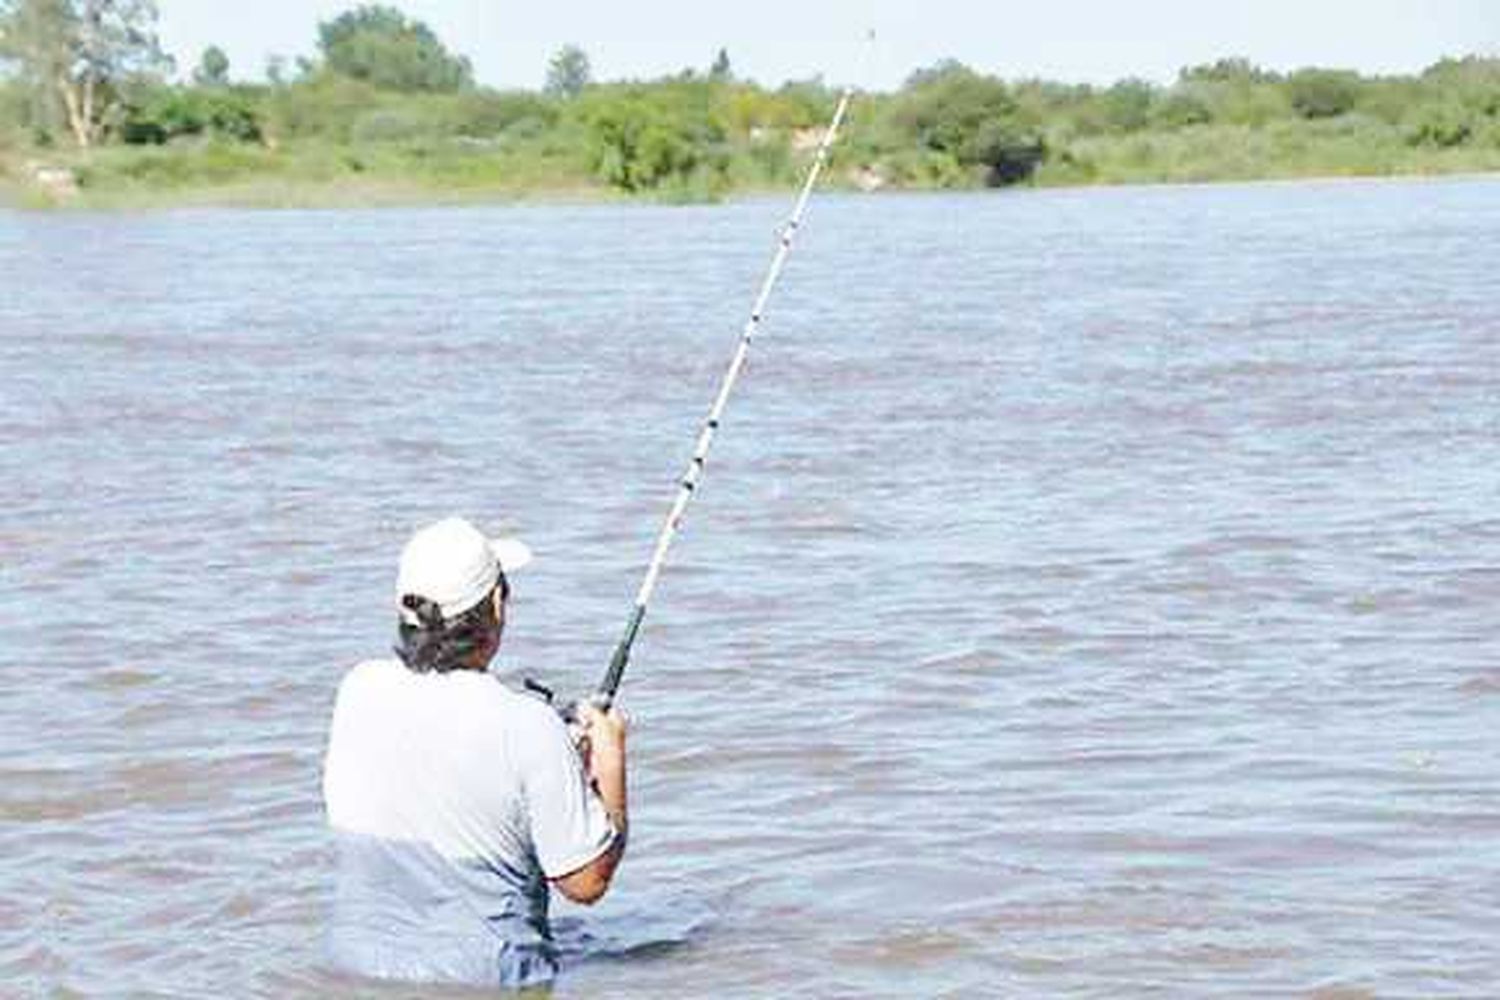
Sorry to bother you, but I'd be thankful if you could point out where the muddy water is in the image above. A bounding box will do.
[2,178,1497,997]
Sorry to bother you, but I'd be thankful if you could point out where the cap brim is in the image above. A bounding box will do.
[489,536,533,573]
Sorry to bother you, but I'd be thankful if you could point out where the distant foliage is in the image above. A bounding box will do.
[193,45,229,87]
[0,77,29,146]
[967,117,1045,184]
[575,82,728,192]
[448,90,557,138]
[891,61,1044,185]
[1287,69,1361,119]
[1180,58,1280,85]
[0,0,172,146]
[316,4,472,93]
[710,48,731,80]
[120,85,261,144]
[348,105,438,144]
[1101,79,1156,132]
[772,78,837,128]
[4,14,1499,203]
[544,45,590,99]
[1153,90,1212,129]
[1406,102,1474,148]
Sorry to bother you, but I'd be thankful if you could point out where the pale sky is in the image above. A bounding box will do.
[155,0,1500,92]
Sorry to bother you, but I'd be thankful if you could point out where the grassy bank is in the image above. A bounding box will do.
[1,139,608,209]
[1033,118,1500,186]
[6,125,1499,211]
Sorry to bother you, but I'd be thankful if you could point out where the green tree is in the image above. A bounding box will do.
[317,4,472,92]
[0,0,170,146]
[710,47,730,80]
[543,43,589,98]
[192,43,227,86]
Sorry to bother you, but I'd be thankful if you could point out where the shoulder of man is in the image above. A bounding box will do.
[498,680,571,733]
[333,658,402,699]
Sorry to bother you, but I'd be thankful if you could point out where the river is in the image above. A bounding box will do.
[2,178,1497,996]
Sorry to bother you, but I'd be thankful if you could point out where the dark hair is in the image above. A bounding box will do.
[395,579,504,673]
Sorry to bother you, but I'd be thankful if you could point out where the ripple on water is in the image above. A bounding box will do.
[1458,670,1500,696]
[832,925,976,968]
[81,667,159,691]
[0,751,306,823]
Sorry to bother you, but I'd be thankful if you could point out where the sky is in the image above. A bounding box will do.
[154,0,1500,92]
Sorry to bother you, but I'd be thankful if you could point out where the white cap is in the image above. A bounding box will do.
[396,516,533,623]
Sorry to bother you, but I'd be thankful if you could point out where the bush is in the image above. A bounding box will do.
[894,62,1015,153]
[1288,69,1361,119]
[574,83,728,192]
[1406,102,1474,148]
[119,87,263,144]
[967,118,1045,185]
[889,61,1045,183]
[585,106,696,190]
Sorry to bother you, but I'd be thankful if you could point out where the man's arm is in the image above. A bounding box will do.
[551,703,628,905]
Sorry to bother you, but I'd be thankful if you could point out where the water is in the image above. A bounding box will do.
[2,178,1497,997]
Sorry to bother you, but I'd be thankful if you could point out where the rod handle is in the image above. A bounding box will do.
[594,604,646,709]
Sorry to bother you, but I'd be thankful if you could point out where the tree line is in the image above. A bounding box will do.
[2,1,1498,200]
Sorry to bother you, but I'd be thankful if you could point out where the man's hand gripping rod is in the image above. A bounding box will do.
[589,87,855,712]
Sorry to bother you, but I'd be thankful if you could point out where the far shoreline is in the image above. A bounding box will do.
[5,164,1499,214]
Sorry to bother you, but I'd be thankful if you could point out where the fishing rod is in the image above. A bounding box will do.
[590,84,857,712]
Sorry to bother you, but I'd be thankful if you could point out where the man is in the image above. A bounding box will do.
[322,516,628,989]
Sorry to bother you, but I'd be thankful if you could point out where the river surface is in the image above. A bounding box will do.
[2,178,1498,997]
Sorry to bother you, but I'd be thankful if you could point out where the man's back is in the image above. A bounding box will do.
[322,659,613,988]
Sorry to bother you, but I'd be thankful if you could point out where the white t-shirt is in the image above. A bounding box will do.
[322,659,615,987]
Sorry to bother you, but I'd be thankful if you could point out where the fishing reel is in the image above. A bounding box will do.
[522,675,558,705]
[522,676,593,746]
